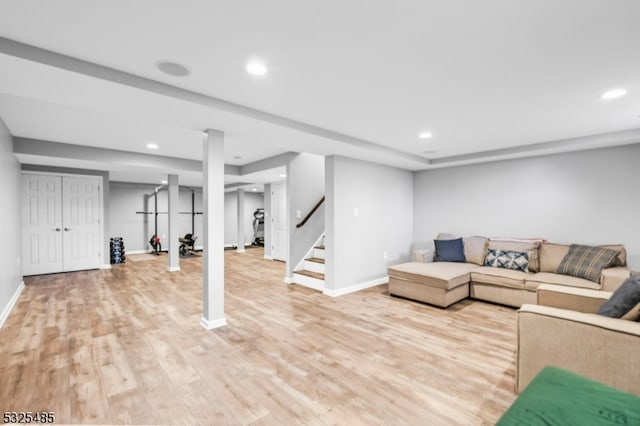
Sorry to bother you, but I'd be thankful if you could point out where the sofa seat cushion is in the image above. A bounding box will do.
[471,266,529,289]
[525,272,601,291]
[388,262,477,290]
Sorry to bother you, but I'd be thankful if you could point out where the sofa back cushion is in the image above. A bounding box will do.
[436,233,456,240]
[488,240,541,272]
[556,244,619,283]
[540,243,627,271]
[539,243,570,273]
[463,236,488,265]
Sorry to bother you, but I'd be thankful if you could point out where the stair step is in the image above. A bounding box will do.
[315,245,325,250]
[306,257,325,264]
[295,270,325,280]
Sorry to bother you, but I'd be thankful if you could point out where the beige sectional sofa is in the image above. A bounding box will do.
[517,284,640,395]
[388,236,631,308]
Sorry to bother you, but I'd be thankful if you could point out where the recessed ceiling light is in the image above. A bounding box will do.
[246,60,267,76]
[252,188,257,192]
[161,180,168,184]
[233,155,242,160]
[279,174,287,178]
[156,60,190,77]
[419,131,433,140]
[146,143,159,149]
[423,150,438,155]
[601,88,627,100]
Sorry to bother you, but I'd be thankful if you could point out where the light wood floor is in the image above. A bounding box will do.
[0,249,518,425]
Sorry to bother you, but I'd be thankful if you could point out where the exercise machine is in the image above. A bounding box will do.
[136,185,167,253]
[135,185,203,254]
[252,208,265,246]
[179,233,198,256]
[149,234,162,255]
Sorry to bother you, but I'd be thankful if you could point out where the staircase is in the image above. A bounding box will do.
[293,240,325,291]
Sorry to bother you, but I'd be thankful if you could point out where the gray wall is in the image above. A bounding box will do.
[413,144,640,270]
[0,118,22,324]
[325,155,413,291]
[21,164,110,266]
[224,191,264,247]
[287,153,325,277]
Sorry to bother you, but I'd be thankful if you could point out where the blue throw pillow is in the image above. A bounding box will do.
[434,238,465,262]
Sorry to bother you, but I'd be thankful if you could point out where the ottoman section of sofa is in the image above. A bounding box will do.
[387,262,478,308]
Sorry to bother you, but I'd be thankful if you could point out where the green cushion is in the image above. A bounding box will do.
[497,366,640,425]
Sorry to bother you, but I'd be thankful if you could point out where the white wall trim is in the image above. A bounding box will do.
[0,281,25,329]
[167,266,181,272]
[283,276,294,284]
[200,317,227,330]
[263,255,273,260]
[323,275,388,298]
[100,264,112,270]
[126,249,152,255]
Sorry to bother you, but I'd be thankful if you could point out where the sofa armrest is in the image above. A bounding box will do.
[412,249,435,263]
[536,284,611,313]
[517,304,640,395]
[601,267,631,292]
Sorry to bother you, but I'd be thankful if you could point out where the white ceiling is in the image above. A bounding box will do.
[0,0,639,186]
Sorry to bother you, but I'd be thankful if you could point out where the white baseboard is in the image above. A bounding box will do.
[0,281,25,329]
[167,266,181,272]
[200,317,227,330]
[236,249,246,253]
[323,276,388,298]
[263,255,273,260]
[283,276,294,284]
[100,264,112,270]
[126,249,151,255]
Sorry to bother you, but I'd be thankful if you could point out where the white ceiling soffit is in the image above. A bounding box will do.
[0,37,430,170]
[14,137,291,187]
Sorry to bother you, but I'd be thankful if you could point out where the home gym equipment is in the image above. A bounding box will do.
[252,208,265,246]
[110,237,125,264]
[149,234,162,255]
[179,233,198,256]
[135,185,203,254]
[181,188,203,238]
[136,185,166,253]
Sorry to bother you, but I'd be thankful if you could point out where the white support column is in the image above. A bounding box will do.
[201,129,227,330]
[263,183,272,259]
[167,174,180,272]
[236,188,245,252]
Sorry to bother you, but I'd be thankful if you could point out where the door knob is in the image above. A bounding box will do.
[64,227,71,231]
[54,227,61,232]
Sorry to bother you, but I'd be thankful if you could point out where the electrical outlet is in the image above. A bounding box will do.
[296,210,301,219]
[383,251,388,259]
[354,207,359,217]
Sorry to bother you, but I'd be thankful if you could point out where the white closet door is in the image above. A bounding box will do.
[22,174,64,275]
[62,176,102,272]
[271,183,288,261]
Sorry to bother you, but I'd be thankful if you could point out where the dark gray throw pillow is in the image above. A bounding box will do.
[597,274,640,319]
[434,238,465,262]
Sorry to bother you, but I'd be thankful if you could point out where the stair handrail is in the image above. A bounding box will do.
[296,196,325,229]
